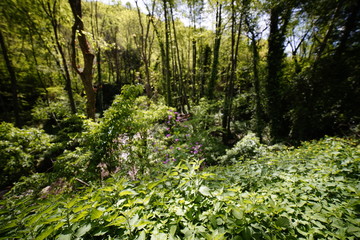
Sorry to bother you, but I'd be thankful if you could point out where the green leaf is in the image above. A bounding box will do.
[148,179,166,190]
[35,225,55,240]
[101,186,114,192]
[275,216,291,229]
[56,233,72,240]
[119,189,137,197]
[75,224,92,237]
[199,185,211,196]
[70,210,88,223]
[347,224,360,237]
[231,207,244,220]
[42,216,64,224]
[90,209,103,220]
[137,230,146,240]
[107,216,127,226]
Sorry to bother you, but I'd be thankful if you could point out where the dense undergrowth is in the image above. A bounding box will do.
[0,136,359,239]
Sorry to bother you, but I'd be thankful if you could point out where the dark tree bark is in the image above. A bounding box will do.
[68,0,96,119]
[266,4,292,142]
[335,0,360,57]
[0,29,21,127]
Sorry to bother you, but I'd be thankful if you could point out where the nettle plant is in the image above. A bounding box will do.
[0,137,359,239]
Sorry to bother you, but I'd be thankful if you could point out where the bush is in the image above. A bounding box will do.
[0,122,53,188]
[219,132,268,164]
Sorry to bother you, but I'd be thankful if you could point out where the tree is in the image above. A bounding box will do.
[222,0,243,142]
[0,29,21,127]
[68,0,96,119]
[41,0,77,114]
[266,1,292,142]
[207,2,222,100]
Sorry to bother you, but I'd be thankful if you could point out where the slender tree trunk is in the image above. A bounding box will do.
[41,0,76,114]
[200,45,211,99]
[135,0,152,98]
[163,0,172,106]
[207,2,222,100]
[222,2,241,142]
[192,38,197,100]
[0,29,21,127]
[68,0,96,119]
[93,1,104,115]
[170,4,189,112]
[246,18,263,142]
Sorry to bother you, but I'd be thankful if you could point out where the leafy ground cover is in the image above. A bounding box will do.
[0,137,359,239]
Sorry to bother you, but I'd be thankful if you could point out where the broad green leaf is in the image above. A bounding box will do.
[56,233,72,240]
[42,216,64,224]
[101,186,114,192]
[70,210,88,223]
[35,225,55,240]
[199,185,211,196]
[169,225,177,236]
[119,189,137,197]
[231,207,243,220]
[90,209,103,220]
[107,216,127,226]
[148,179,166,190]
[275,216,291,229]
[137,230,146,240]
[75,224,91,237]
[347,224,360,237]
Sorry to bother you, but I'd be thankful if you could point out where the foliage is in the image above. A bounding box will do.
[1,137,359,239]
[0,122,53,188]
[31,87,86,133]
[82,84,172,177]
[219,132,267,164]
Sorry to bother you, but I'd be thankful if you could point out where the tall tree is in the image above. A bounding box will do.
[266,1,292,142]
[68,0,96,119]
[0,29,21,127]
[222,0,243,142]
[163,0,173,106]
[41,0,77,114]
[207,2,222,100]
[134,0,154,98]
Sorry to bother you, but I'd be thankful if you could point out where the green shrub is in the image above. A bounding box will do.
[0,122,53,188]
[219,132,268,164]
[86,85,172,178]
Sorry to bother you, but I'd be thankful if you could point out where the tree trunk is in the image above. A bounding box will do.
[266,5,292,142]
[222,1,241,143]
[68,0,96,119]
[135,0,152,98]
[163,0,172,106]
[207,2,222,100]
[0,29,21,127]
[199,44,211,99]
[246,18,263,142]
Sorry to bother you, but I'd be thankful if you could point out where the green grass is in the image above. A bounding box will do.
[0,137,359,239]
